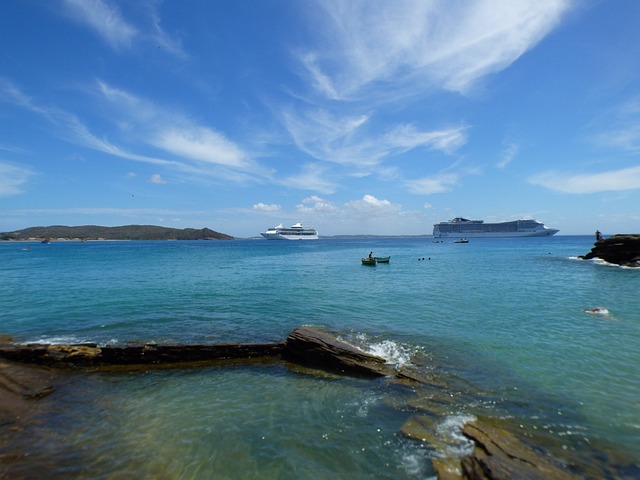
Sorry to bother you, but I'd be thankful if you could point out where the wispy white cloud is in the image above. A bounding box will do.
[0,161,33,196]
[64,0,137,49]
[529,165,640,194]
[301,0,571,98]
[591,96,640,153]
[148,173,166,184]
[280,163,337,194]
[282,106,467,168]
[63,0,186,57]
[405,173,460,195]
[146,5,187,59]
[1,79,264,184]
[152,128,249,169]
[96,81,258,173]
[253,203,281,212]
[598,125,640,153]
[0,144,30,155]
[497,143,519,168]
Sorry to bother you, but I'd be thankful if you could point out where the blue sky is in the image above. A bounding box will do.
[1,0,639,237]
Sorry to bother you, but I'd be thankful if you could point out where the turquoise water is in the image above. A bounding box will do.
[1,237,639,478]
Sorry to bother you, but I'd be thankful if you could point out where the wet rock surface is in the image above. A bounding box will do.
[283,326,390,377]
[1,326,637,479]
[0,342,285,366]
[580,234,640,267]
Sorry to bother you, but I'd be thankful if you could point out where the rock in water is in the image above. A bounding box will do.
[284,326,390,377]
[580,234,640,267]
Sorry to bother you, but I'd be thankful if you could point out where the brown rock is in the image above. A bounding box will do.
[460,419,581,480]
[283,326,390,377]
[0,342,284,366]
[0,359,55,429]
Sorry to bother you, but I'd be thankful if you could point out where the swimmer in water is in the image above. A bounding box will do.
[585,307,609,316]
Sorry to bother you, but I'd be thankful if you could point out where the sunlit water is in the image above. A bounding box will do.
[1,237,639,478]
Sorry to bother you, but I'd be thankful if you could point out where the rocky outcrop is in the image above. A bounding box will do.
[460,419,581,480]
[0,341,284,367]
[0,327,635,479]
[283,326,390,377]
[0,358,56,452]
[580,234,640,267]
[0,327,389,376]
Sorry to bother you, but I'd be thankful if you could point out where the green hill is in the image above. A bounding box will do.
[1,225,234,241]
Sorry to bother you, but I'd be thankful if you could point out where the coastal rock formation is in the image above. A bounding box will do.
[460,419,581,480]
[0,358,56,448]
[283,326,390,377]
[580,234,640,267]
[0,327,634,479]
[0,342,284,366]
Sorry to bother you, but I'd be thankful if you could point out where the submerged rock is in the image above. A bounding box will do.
[1,327,637,479]
[580,234,640,267]
[460,419,581,480]
[0,358,56,448]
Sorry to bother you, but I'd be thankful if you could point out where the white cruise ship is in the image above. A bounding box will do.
[261,222,319,240]
[433,217,559,238]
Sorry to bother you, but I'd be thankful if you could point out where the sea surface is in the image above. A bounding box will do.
[1,236,639,479]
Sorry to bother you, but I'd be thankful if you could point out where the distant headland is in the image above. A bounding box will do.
[0,225,234,241]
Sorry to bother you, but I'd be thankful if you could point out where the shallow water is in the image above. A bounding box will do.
[1,236,639,477]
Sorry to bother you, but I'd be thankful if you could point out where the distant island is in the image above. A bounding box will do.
[0,225,234,241]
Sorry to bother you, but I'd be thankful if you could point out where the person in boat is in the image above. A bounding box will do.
[368,251,373,259]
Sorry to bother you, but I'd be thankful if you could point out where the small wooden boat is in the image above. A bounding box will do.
[361,257,376,265]
[374,256,390,263]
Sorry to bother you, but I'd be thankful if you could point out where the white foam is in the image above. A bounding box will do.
[434,415,477,458]
[365,340,414,367]
[22,336,87,345]
[344,332,419,367]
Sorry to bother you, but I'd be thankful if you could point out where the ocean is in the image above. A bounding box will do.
[1,236,638,478]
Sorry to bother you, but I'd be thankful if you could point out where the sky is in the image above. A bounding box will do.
[1,0,640,237]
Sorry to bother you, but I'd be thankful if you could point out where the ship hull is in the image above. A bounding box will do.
[433,229,558,238]
[433,218,559,238]
[260,233,318,240]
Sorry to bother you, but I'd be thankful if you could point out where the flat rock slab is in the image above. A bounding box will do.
[0,342,285,366]
[460,419,581,480]
[0,359,55,432]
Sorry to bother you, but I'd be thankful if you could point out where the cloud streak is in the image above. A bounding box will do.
[0,161,33,196]
[529,165,640,194]
[405,173,461,195]
[64,0,137,49]
[281,107,467,168]
[63,0,186,57]
[301,0,571,98]
[1,78,266,185]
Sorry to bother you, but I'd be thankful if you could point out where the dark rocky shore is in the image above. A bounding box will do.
[580,234,640,267]
[1,327,636,479]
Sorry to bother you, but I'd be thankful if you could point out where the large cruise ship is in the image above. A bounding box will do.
[261,222,319,240]
[433,217,559,238]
